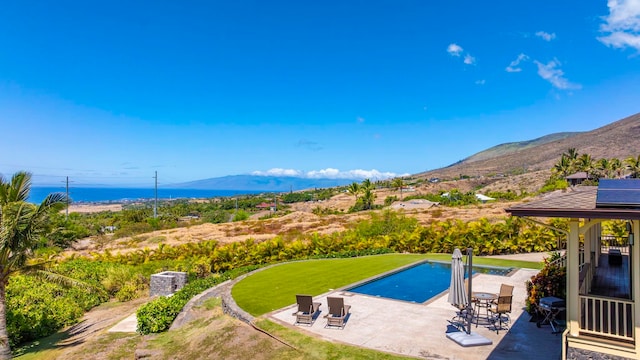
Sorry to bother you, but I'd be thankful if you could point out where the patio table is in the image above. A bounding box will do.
[472,292,498,326]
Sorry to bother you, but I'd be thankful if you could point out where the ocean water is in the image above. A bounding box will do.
[28,187,266,204]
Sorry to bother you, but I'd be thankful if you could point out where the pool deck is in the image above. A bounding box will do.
[270,265,562,359]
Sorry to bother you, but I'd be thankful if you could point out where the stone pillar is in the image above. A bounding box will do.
[150,271,188,297]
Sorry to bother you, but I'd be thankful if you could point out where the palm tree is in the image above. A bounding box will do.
[347,182,360,201]
[576,154,594,178]
[564,148,579,162]
[392,178,405,200]
[553,155,572,178]
[595,158,611,179]
[0,171,67,358]
[625,155,640,178]
[361,188,376,210]
[361,178,374,191]
[610,158,623,178]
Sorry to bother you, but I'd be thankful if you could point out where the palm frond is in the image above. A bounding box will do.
[32,269,107,296]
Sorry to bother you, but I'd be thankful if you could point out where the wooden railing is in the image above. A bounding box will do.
[601,245,630,255]
[579,294,635,342]
[548,250,584,269]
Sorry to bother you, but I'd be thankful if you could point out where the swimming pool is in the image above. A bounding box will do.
[347,261,512,303]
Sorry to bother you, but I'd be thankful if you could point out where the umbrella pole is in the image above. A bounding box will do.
[466,247,473,335]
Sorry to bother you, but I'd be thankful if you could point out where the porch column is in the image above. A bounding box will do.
[594,222,601,267]
[633,219,640,354]
[567,219,580,336]
[583,225,591,268]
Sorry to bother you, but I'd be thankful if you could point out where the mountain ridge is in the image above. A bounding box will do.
[168,174,357,191]
[418,112,640,179]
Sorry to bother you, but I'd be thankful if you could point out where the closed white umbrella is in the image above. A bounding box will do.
[449,248,471,334]
[448,248,468,307]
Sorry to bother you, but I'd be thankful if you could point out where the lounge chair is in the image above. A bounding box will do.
[324,296,351,329]
[293,294,321,325]
[488,294,513,334]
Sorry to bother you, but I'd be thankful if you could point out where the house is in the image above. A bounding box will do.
[566,172,592,186]
[256,202,276,211]
[506,179,640,360]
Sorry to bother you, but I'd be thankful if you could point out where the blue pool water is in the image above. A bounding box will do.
[347,261,511,303]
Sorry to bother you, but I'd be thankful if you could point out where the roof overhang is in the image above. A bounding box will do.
[506,186,640,220]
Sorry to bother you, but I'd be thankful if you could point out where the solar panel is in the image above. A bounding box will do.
[596,179,640,208]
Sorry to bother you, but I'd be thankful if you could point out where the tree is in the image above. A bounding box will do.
[610,158,623,179]
[563,148,579,163]
[0,172,67,358]
[392,178,405,200]
[361,188,376,210]
[625,155,640,178]
[347,182,360,201]
[361,178,374,191]
[576,154,594,177]
[595,158,611,179]
[553,155,572,178]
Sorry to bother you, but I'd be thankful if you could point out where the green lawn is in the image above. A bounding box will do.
[232,253,543,316]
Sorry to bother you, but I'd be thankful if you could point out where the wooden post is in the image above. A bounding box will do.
[567,219,580,337]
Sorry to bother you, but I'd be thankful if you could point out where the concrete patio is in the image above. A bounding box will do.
[270,268,562,360]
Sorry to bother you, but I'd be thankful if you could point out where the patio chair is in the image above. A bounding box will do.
[488,294,513,334]
[497,284,514,298]
[293,294,321,326]
[451,304,474,331]
[324,296,351,329]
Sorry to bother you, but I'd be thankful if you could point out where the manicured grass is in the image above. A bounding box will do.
[232,253,544,316]
[232,254,428,316]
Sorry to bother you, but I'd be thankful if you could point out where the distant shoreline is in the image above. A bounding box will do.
[29,186,267,204]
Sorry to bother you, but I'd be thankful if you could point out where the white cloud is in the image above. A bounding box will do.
[534,59,582,90]
[505,53,529,72]
[447,43,464,56]
[447,43,476,65]
[356,116,365,123]
[253,168,403,180]
[463,54,476,65]
[252,168,302,177]
[475,79,486,85]
[598,0,640,51]
[535,31,557,41]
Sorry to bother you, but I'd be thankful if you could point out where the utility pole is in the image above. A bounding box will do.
[65,176,69,221]
[153,171,158,219]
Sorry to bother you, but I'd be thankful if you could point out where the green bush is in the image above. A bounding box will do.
[384,196,398,206]
[136,266,259,334]
[539,179,569,194]
[6,275,103,347]
[233,210,250,222]
[525,253,566,313]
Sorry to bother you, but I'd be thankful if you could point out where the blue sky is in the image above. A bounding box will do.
[1,1,639,186]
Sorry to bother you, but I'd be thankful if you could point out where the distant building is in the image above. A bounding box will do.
[256,202,276,211]
[566,172,592,186]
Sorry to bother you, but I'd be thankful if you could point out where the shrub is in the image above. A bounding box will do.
[525,253,566,313]
[384,196,398,206]
[539,179,569,194]
[233,210,250,222]
[136,266,259,334]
